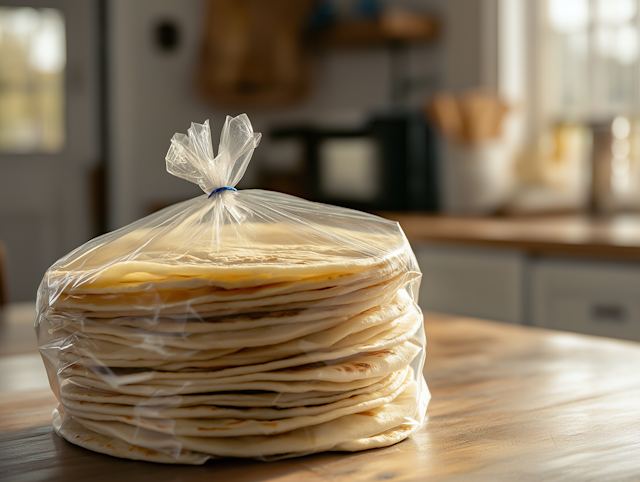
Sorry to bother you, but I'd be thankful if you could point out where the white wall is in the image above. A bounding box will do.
[108,0,487,230]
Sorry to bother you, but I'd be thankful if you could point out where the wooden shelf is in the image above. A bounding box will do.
[314,13,440,48]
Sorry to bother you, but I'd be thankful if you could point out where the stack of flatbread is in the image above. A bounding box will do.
[37,115,429,463]
[37,229,427,464]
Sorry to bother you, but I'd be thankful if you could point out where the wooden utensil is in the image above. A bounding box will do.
[426,90,508,145]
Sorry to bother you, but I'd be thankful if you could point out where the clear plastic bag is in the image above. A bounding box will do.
[35,114,430,464]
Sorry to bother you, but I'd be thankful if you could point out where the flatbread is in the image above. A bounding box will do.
[53,292,409,366]
[333,421,420,451]
[46,219,411,294]
[52,290,412,350]
[58,415,421,464]
[59,338,238,364]
[63,369,413,438]
[70,379,417,458]
[169,308,421,370]
[57,417,210,465]
[60,368,411,420]
[66,271,412,318]
[59,369,402,408]
[62,262,396,295]
[61,373,388,397]
[83,289,396,333]
[57,307,415,367]
[63,341,420,390]
[156,310,423,373]
[53,267,402,312]
[336,376,429,452]
[58,308,422,373]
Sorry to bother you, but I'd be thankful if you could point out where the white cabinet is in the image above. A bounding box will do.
[414,243,525,324]
[532,258,640,342]
[413,242,640,342]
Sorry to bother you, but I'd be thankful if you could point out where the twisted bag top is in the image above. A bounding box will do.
[41,114,418,304]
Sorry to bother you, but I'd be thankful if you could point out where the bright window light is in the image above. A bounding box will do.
[0,7,66,153]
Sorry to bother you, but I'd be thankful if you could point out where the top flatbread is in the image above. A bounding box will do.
[59,262,396,296]
[52,267,402,312]
[44,209,413,297]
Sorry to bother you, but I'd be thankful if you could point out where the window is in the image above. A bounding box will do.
[0,7,65,153]
[498,0,640,207]
[544,0,639,120]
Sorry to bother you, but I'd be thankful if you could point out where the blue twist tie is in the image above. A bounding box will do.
[208,186,237,198]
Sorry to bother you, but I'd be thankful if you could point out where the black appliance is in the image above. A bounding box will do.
[270,111,439,212]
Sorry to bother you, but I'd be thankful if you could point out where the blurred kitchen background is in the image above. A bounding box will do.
[3,0,640,346]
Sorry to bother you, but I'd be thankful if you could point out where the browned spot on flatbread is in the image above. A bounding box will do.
[354,362,374,372]
[131,446,162,456]
[197,427,231,431]
[260,422,278,428]
[364,349,395,357]
[357,411,377,416]
[333,362,373,374]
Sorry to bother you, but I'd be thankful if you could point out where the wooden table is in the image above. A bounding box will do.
[2,314,640,481]
[384,213,640,260]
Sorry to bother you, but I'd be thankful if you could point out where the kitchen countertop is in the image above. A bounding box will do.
[2,312,640,481]
[384,213,640,260]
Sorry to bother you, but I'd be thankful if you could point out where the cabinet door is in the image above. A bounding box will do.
[414,243,524,324]
[532,258,640,342]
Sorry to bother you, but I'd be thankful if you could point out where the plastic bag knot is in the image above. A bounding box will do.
[165,114,261,196]
[207,186,237,198]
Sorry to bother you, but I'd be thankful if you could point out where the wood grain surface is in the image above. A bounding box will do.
[384,213,640,260]
[1,314,640,481]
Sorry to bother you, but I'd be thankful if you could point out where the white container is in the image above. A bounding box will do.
[439,140,512,214]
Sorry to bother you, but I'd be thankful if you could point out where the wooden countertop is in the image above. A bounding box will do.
[2,314,640,481]
[385,213,640,260]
